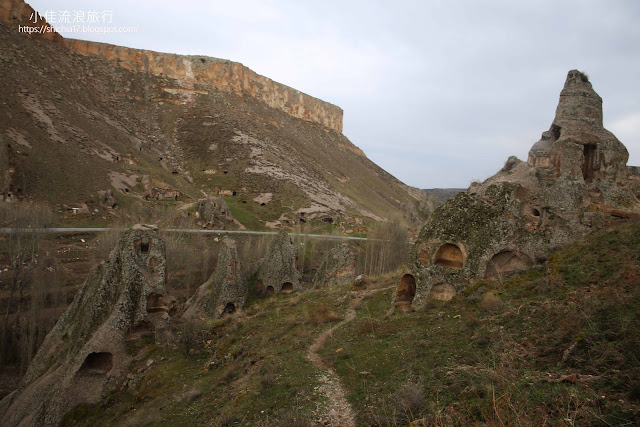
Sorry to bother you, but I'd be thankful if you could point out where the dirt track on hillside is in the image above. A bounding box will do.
[307,286,390,426]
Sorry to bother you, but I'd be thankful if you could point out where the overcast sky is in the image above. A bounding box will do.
[29,0,640,189]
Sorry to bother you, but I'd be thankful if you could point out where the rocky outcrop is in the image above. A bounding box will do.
[0,225,170,426]
[402,70,640,310]
[0,0,64,45]
[312,243,356,288]
[97,189,117,209]
[195,196,233,229]
[183,237,246,319]
[63,39,343,132]
[256,230,302,295]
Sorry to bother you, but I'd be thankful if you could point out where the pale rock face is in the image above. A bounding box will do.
[312,243,356,288]
[63,39,343,132]
[402,70,640,310]
[183,237,246,319]
[256,230,302,295]
[0,226,170,427]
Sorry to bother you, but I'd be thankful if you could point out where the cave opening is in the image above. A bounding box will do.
[434,243,464,270]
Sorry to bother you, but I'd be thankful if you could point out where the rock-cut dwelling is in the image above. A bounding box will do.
[0,225,171,427]
[183,236,247,319]
[396,70,640,310]
[255,230,302,295]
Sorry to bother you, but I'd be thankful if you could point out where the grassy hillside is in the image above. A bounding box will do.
[0,20,424,231]
[60,222,640,425]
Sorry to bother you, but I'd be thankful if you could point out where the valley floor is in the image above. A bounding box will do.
[60,223,640,425]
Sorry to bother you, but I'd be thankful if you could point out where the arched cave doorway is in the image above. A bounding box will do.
[266,286,275,296]
[396,274,416,303]
[583,144,597,183]
[136,238,151,254]
[434,243,464,270]
[254,279,265,295]
[281,282,294,293]
[146,293,166,313]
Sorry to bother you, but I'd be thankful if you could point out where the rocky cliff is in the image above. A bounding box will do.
[64,39,343,132]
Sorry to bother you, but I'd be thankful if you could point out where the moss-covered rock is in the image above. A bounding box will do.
[0,225,170,427]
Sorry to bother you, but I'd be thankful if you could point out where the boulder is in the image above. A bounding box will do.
[0,226,169,426]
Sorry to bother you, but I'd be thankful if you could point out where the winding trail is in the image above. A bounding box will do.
[307,287,390,426]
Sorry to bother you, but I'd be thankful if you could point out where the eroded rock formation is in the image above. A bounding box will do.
[312,243,356,288]
[63,39,343,132]
[195,196,233,229]
[183,237,246,319]
[0,225,170,426]
[255,230,301,295]
[400,70,640,310]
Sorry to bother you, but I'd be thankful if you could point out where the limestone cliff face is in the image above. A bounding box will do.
[0,0,63,45]
[64,39,343,132]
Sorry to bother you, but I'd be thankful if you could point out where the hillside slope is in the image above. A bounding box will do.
[0,2,425,231]
[53,222,640,426]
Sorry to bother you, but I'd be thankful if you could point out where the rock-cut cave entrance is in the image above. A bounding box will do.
[223,302,236,315]
[434,243,464,270]
[280,282,294,293]
[78,352,113,375]
[396,274,416,303]
[266,286,275,296]
[484,250,532,279]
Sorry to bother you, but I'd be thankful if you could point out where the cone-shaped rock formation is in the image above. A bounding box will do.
[183,237,246,319]
[403,70,640,310]
[256,230,301,295]
[0,225,169,427]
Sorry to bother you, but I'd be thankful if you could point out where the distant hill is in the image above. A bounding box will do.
[422,188,465,202]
